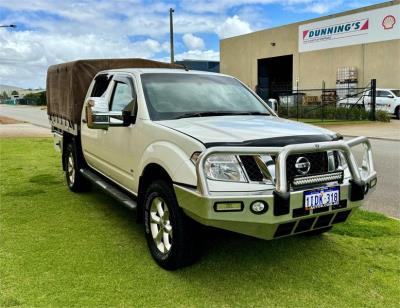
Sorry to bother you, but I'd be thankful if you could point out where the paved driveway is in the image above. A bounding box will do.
[347,137,400,218]
[1,104,399,218]
[0,105,50,128]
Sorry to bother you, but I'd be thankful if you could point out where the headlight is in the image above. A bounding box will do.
[204,154,247,182]
[328,150,348,172]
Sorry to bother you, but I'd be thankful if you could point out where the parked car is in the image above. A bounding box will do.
[338,88,400,119]
[47,59,377,270]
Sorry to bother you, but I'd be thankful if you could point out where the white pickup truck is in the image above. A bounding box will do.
[338,88,400,119]
[48,59,377,270]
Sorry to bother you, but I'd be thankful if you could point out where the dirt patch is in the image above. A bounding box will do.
[0,123,51,138]
[0,116,25,124]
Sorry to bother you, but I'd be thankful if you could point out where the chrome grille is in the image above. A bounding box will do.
[286,152,328,182]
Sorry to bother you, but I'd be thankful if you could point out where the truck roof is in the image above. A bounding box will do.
[97,68,224,76]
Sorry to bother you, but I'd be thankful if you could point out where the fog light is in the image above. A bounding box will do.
[250,200,268,214]
[214,202,243,212]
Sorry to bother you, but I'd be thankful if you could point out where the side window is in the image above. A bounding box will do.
[378,91,391,97]
[91,74,112,97]
[110,79,135,112]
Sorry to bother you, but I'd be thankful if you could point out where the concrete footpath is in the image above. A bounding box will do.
[319,120,400,141]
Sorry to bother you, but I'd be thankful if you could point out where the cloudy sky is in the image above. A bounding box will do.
[0,0,383,88]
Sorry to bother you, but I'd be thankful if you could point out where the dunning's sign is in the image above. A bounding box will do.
[299,4,400,52]
[302,19,369,42]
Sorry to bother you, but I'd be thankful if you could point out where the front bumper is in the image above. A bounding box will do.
[174,136,377,240]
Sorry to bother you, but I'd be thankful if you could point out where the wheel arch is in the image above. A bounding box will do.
[137,163,173,222]
[62,132,85,171]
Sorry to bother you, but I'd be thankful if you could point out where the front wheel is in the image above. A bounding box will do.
[144,180,198,270]
[395,106,400,120]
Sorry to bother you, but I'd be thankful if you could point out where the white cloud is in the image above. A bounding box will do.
[175,49,220,61]
[182,33,205,50]
[0,30,169,88]
[302,0,343,14]
[216,15,252,39]
[0,0,351,88]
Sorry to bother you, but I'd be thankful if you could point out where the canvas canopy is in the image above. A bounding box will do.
[46,58,181,123]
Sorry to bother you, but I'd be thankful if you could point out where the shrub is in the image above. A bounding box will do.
[375,110,391,122]
[277,104,370,121]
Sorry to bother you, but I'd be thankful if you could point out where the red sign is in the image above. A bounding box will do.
[382,15,396,29]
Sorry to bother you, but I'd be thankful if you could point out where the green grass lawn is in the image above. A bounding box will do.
[1,138,399,307]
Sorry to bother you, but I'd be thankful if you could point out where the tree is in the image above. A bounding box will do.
[22,91,46,105]
[1,91,9,99]
[11,90,19,96]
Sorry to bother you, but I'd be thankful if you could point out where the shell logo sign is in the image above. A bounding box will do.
[382,15,396,30]
[299,4,400,52]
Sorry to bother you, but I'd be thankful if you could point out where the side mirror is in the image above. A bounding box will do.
[387,94,394,98]
[85,98,134,129]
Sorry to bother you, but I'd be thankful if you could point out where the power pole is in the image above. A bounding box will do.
[169,8,175,64]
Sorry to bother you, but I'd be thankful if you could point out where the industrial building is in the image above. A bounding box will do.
[220,1,400,101]
[175,60,220,73]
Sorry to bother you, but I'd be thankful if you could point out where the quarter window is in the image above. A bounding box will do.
[91,74,112,97]
[110,81,135,112]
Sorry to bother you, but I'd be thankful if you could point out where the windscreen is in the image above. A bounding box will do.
[141,73,270,120]
[390,90,400,97]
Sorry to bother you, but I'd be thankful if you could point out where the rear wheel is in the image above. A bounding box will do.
[395,106,400,120]
[64,142,90,192]
[144,180,198,270]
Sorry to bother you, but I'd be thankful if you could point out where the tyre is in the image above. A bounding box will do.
[144,180,198,270]
[395,106,400,120]
[304,226,332,236]
[64,141,90,192]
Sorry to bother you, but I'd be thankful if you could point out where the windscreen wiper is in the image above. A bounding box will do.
[174,111,238,119]
[228,111,270,116]
[174,111,270,119]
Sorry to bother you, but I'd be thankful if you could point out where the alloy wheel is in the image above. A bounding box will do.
[149,197,173,254]
[67,152,75,185]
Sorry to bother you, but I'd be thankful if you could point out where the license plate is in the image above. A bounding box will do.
[304,186,340,210]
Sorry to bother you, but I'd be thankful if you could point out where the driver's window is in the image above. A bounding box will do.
[110,80,135,112]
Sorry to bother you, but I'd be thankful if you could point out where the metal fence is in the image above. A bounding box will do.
[271,79,377,122]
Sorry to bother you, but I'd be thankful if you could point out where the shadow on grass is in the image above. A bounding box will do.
[85,185,397,294]
[87,186,398,269]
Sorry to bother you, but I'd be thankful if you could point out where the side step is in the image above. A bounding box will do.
[80,168,137,211]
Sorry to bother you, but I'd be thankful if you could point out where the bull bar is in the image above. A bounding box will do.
[174,136,376,239]
[196,136,377,197]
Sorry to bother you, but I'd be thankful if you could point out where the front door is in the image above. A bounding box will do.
[98,74,139,191]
